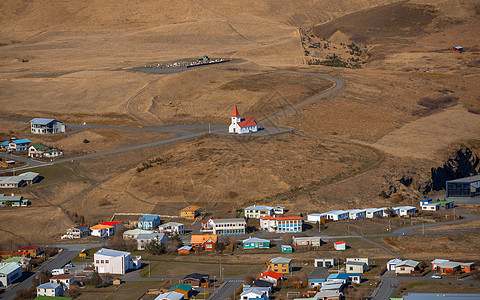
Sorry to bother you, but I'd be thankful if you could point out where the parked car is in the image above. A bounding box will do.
[431,275,442,279]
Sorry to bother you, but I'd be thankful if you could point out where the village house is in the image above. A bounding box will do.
[334,241,346,251]
[137,233,167,250]
[18,172,40,185]
[308,278,326,289]
[94,248,141,275]
[0,251,29,259]
[0,194,29,207]
[138,215,161,230]
[177,246,194,255]
[123,229,155,240]
[181,273,209,287]
[168,284,193,299]
[395,260,420,274]
[266,257,292,274]
[203,218,246,235]
[190,234,217,251]
[0,262,22,288]
[244,205,274,219]
[315,258,336,268]
[90,224,114,237]
[36,282,62,297]
[30,118,65,134]
[431,259,474,274]
[346,209,366,220]
[1,138,31,152]
[242,237,270,249]
[327,273,362,284]
[18,246,40,258]
[241,287,269,300]
[0,177,24,188]
[365,208,384,218]
[180,205,201,219]
[260,216,302,233]
[281,245,293,253]
[345,261,368,273]
[387,258,403,271]
[50,274,75,290]
[28,143,63,158]
[394,206,417,216]
[66,225,89,239]
[256,270,284,286]
[421,200,455,211]
[1,257,31,270]
[229,105,258,134]
[293,236,322,247]
[158,222,184,235]
[100,221,123,232]
[155,291,185,300]
[252,279,274,290]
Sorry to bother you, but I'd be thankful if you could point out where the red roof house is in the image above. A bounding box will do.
[18,246,40,257]
[256,270,284,286]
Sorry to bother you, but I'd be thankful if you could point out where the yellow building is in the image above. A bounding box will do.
[180,205,201,219]
[18,246,40,258]
[266,257,292,274]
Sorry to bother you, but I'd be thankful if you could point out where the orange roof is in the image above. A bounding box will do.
[257,270,284,280]
[191,234,217,244]
[232,105,240,118]
[238,117,257,128]
[90,224,113,230]
[260,216,302,221]
[334,241,345,245]
[181,205,201,212]
[18,246,40,251]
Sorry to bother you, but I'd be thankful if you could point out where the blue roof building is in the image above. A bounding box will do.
[1,139,31,151]
[138,215,161,230]
[30,118,65,134]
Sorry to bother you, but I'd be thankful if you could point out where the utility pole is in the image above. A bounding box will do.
[453,207,456,221]
[422,223,425,235]
[389,219,391,232]
[149,262,151,278]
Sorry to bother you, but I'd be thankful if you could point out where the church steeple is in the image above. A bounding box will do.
[231,105,241,124]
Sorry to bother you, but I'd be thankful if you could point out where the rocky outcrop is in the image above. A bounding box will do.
[381,146,480,199]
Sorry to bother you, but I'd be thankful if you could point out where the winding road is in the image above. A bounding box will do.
[0,70,344,172]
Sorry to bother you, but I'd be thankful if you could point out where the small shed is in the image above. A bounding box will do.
[281,245,293,253]
[334,241,346,251]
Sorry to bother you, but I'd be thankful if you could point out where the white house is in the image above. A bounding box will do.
[394,206,417,216]
[158,222,184,235]
[241,287,268,300]
[0,262,22,287]
[155,291,185,300]
[204,218,246,235]
[365,208,384,218]
[307,213,324,223]
[123,229,155,240]
[395,260,419,274]
[260,216,302,233]
[94,248,141,275]
[273,206,286,215]
[30,118,65,134]
[334,241,346,251]
[293,236,322,247]
[137,233,167,250]
[345,261,368,273]
[50,274,75,291]
[315,258,336,268]
[36,282,62,297]
[322,210,349,221]
[244,205,274,219]
[387,258,403,271]
[229,105,258,134]
[28,143,63,158]
[346,209,366,220]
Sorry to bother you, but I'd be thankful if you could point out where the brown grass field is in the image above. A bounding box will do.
[0,0,479,263]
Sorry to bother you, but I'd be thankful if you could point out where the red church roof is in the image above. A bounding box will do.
[238,117,257,128]
[232,105,240,118]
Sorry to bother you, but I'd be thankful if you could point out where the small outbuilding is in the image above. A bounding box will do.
[334,241,346,251]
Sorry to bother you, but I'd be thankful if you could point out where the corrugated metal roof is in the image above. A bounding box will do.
[0,262,21,274]
[30,118,58,125]
[269,257,291,264]
[94,248,130,258]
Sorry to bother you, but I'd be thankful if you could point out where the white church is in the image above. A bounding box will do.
[228,105,258,134]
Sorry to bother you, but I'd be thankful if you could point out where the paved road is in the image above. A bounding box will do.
[0,250,80,300]
[0,70,342,172]
[208,280,243,300]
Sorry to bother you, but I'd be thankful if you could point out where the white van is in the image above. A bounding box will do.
[51,269,65,275]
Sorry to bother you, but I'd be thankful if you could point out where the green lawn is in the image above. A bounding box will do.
[75,281,164,300]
